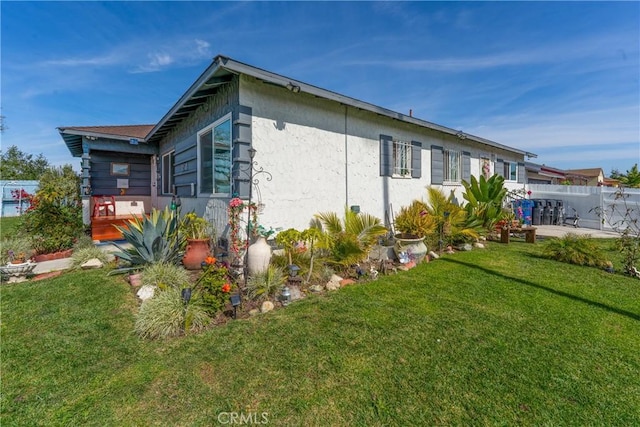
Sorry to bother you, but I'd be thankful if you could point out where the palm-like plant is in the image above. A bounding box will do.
[315,208,387,266]
[425,187,480,248]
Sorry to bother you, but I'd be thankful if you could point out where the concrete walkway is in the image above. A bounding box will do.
[534,225,619,239]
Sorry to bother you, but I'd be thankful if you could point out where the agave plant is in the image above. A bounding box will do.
[111,207,185,272]
[315,208,387,266]
[462,174,507,231]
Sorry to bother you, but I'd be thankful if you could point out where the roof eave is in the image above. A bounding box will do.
[146,55,535,157]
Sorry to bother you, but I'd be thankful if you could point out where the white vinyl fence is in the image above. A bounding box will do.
[527,184,640,232]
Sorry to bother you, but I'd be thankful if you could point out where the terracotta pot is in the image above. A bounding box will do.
[128,272,142,287]
[247,236,271,275]
[183,239,211,270]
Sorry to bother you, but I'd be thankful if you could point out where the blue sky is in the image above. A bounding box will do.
[2,1,639,175]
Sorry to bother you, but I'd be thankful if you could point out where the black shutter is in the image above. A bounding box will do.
[496,159,504,178]
[462,151,471,182]
[431,145,444,184]
[411,140,422,179]
[380,134,393,176]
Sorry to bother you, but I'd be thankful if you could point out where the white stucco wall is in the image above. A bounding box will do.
[240,76,525,232]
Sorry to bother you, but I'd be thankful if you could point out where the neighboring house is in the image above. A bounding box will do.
[564,168,605,186]
[525,162,566,185]
[0,180,38,217]
[59,55,534,239]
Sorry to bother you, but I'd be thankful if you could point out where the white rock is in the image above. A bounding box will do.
[474,242,486,249]
[261,301,274,313]
[289,286,304,301]
[460,244,473,251]
[428,251,440,260]
[310,284,324,293]
[325,280,341,291]
[81,258,103,269]
[137,285,156,301]
[330,274,343,282]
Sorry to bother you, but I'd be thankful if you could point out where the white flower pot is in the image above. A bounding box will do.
[247,236,271,275]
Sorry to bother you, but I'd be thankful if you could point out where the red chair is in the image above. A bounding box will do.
[92,195,116,217]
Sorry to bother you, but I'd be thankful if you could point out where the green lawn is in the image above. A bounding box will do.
[0,216,22,239]
[2,242,639,425]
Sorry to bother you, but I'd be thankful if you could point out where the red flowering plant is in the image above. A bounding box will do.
[228,197,248,265]
[194,255,236,315]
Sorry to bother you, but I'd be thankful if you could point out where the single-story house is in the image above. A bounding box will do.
[564,168,605,186]
[525,162,567,185]
[59,55,535,241]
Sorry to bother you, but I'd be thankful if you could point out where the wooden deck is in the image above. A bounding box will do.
[91,214,145,242]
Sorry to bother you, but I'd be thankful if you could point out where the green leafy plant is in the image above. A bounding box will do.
[541,233,608,267]
[315,208,387,266]
[246,265,286,301]
[275,228,303,265]
[134,287,210,339]
[141,262,190,290]
[111,207,184,272]
[70,246,109,269]
[194,258,234,315]
[179,211,213,240]
[394,200,435,238]
[462,174,507,231]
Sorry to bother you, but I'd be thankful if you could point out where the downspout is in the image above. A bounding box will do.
[344,105,349,207]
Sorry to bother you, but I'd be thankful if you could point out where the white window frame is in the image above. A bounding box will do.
[197,113,232,195]
[393,140,412,178]
[504,161,518,181]
[444,149,461,182]
[161,150,175,195]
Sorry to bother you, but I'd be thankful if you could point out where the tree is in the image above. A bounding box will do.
[0,145,50,180]
[618,164,640,188]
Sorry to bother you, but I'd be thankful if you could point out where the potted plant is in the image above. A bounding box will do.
[179,212,214,270]
[393,200,434,263]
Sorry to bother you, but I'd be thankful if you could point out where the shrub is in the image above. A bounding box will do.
[73,234,96,251]
[541,233,608,267]
[315,208,387,266]
[141,262,190,290]
[70,246,109,269]
[135,287,211,339]
[394,200,435,238]
[21,165,83,254]
[195,259,235,315]
[246,266,286,301]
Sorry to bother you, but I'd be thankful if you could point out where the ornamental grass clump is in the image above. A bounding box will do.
[70,246,109,269]
[134,287,210,339]
[141,262,190,290]
[541,233,608,268]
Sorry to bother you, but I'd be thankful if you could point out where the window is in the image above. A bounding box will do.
[503,161,517,181]
[161,151,174,194]
[393,140,412,177]
[480,157,491,179]
[198,115,232,194]
[444,149,461,182]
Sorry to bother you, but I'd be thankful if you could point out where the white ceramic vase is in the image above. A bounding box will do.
[247,236,272,275]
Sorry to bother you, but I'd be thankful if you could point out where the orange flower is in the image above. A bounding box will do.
[221,283,231,293]
[204,256,216,265]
